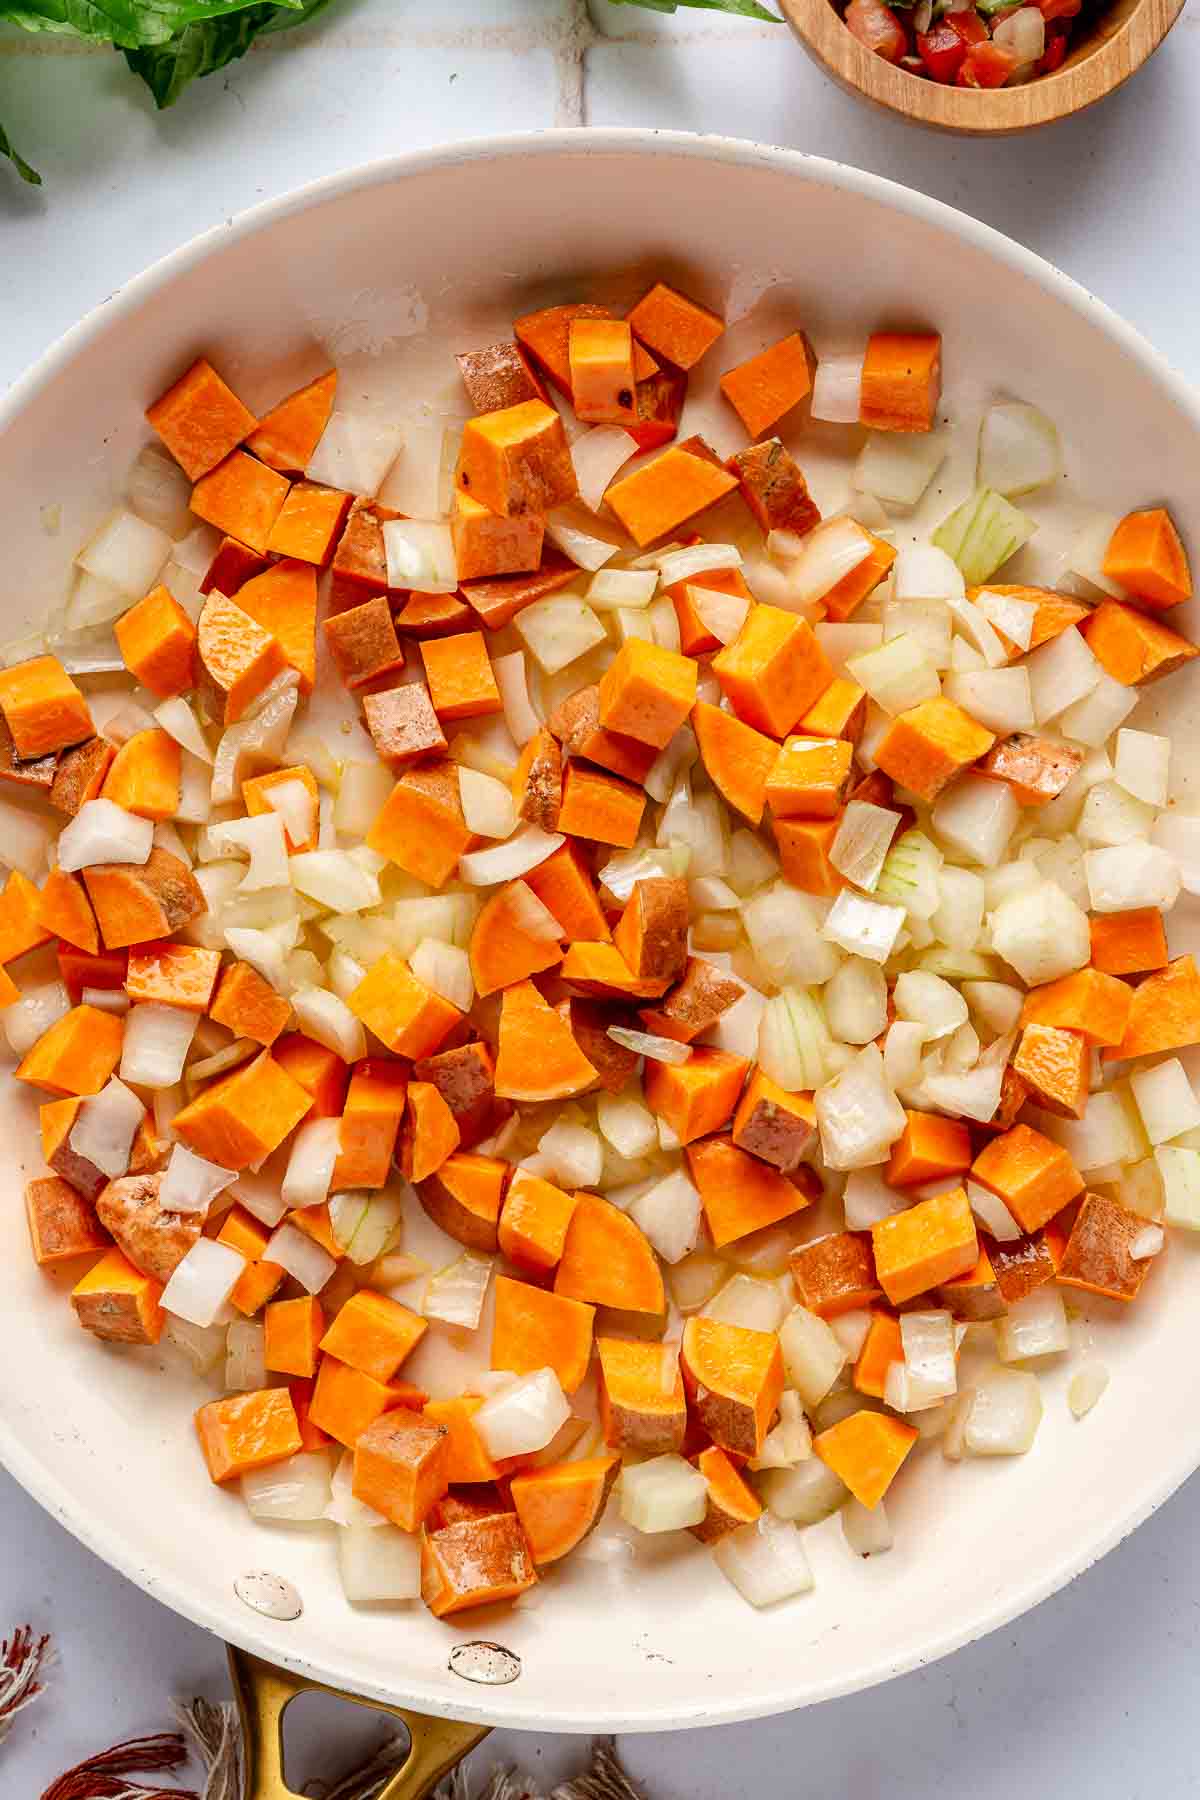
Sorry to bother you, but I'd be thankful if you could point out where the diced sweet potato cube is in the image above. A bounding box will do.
[721,337,815,442]
[242,764,320,852]
[0,655,92,759]
[853,1308,903,1398]
[289,1199,343,1265]
[399,1079,461,1184]
[100,728,181,822]
[1089,908,1168,977]
[423,1397,511,1485]
[680,1315,783,1458]
[511,727,562,833]
[640,955,744,1047]
[713,604,833,738]
[598,639,698,751]
[451,490,543,583]
[217,1206,284,1316]
[1082,600,1198,686]
[626,282,724,372]
[1021,967,1132,1048]
[548,684,658,786]
[765,734,855,820]
[558,941,670,1001]
[566,997,639,1093]
[1056,1190,1152,1302]
[461,552,579,631]
[413,1040,506,1150]
[319,1288,426,1382]
[16,1003,122,1097]
[563,318,634,426]
[196,592,286,726]
[469,882,564,999]
[510,1455,619,1565]
[456,399,576,518]
[938,1246,1005,1321]
[348,951,462,1060]
[265,482,351,566]
[50,737,116,817]
[82,848,205,951]
[876,697,995,803]
[146,357,257,480]
[967,585,1090,659]
[870,1187,978,1305]
[362,684,448,771]
[171,1050,311,1169]
[418,1151,509,1253]
[1103,955,1200,1062]
[524,839,610,943]
[628,363,688,454]
[37,867,98,955]
[26,1174,108,1265]
[644,1047,749,1147]
[613,877,688,986]
[0,719,56,793]
[978,732,1083,806]
[191,450,289,555]
[555,1193,665,1315]
[308,1354,419,1448]
[494,978,597,1104]
[814,1410,917,1508]
[887,1111,972,1187]
[71,1246,163,1344]
[323,595,404,693]
[41,1096,103,1200]
[790,1230,881,1316]
[970,1122,1083,1234]
[729,1069,815,1170]
[235,560,317,695]
[201,535,271,598]
[269,1033,349,1121]
[195,1388,301,1485]
[126,941,220,1012]
[514,302,612,398]
[493,1274,595,1396]
[558,763,645,849]
[333,1059,408,1188]
[366,761,473,887]
[421,1514,537,1617]
[499,1169,578,1274]
[986,1225,1061,1307]
[692,700,778,826]
[330,499,390,601]
[244,368,337,474]
[689,1445,762,1545]
[56,944,126,1002]
[605,445,738,549]
[458,339,547,413]
[353,1412,450,1531]
[597,1336,685,1454]
[671,565,753,658]
[421,631,502,724]
[263,1295,325,1378]
[687,1135,817,1248]
[114,585,197,699]
[859,333,941,433]
[821,531,897,624]
[1103,507,1191,612]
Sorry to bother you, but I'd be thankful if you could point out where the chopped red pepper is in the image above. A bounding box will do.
[956,40,1019,84]
[1035,0,1082,19]
[845,0,909,63]
[916,20,969,81]
[946,9,989,45]
[1036,25,1069,68]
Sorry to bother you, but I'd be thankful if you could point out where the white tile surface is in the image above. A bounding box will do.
[4,0,1200,1791]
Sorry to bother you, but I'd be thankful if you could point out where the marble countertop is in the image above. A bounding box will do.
[4,1,1200,1790]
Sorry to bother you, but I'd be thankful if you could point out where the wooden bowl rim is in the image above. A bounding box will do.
[779,0,1186,133]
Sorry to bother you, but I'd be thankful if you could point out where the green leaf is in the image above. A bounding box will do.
[0,116,40,184]
[122,0,328,106]
[605,0,782,19]
[0,0,303,50]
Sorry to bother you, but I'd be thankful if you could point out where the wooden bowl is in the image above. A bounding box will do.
[780,0,1185,132]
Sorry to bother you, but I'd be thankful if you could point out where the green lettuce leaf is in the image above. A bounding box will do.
[0,0,303,50]
[123,0,330,105]
[605,0,781,18]
[0,117,40,184]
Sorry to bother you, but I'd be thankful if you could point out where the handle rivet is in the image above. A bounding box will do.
[449,1641,521,1686]
[234,1570,303,1621]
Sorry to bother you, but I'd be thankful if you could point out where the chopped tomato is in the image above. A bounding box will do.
[1035,0,1082,19]
[916,20,969,80]
[1036,26,1069,68]
[845,0,909,63]
[956,40,1019,84]
[946,8,989,45]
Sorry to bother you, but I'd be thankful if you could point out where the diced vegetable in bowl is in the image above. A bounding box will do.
[13,271,1199,1629]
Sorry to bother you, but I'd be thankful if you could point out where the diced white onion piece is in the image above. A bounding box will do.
[407,939,473,1012]
[338,1523,421,1603]
[163,1315,226,1373]
[619,1454,708,1535]
[536,1116,604,1189]
[81,985,130,1015]
[828,1309,873,1361]
[474,1368,570,1459]
[995,1286,1069,1363]
[811,351,864,425]
[1151,814,1200,895]
[893,970,968,1042]
[966,1177,1021,1242]
[931,866,985,955]
[606,1026,690,1069]
[515,597,608,675]
[68,1078,144,1179]
[459,823,562,887]
[628,1169,702,1264]
[1084,841,1180,914]
[457,766,516,840]
[847,634,940,715]
[58,798,153,872]
[287,986,364,1064]
[207,815,289,893]
[931,773,1018,867]
[976,400,1059,496]
[989,879,1090,984]
[974,587,1037,649]
[160,1237,245,1326]
[704,1274,788,1334]
[265,1221,336,1293]
[384,518,458,593]
[4,982,69,1056]
[945,667,1033,735]
[424,1252,494,1329]
[601,844,680,901]
[823,957,888,1047]
[758,988,831,1093]
[815,621,883,675]
[242,1449,332,1522]
[842,1168,906,1233]
[822,890,905,964]
[262,778,317,853]
[120,1002,198,1088]
[829,801,902,894]
[587,568,658,610]
[210,677,299,807]
[1129,1059,1200,1145]
[882,1020,925,1093]
[1058,673,1138,749]
[1130,1225,1164,1261]
[690,875,739,913]
[544,507,621,572]
[1026,627,1102,724]
[744,883,841,986]
[1157,1145,1200,1229]
[329,1190,403,1265]
[892,544,964,606]
[1113,727,1170,808]
[169,750,210,828]
[654,542,742,588]
[689,584,751,645]
[816,1043,906,1171]
[876,829,943,919]
[854,430,946,509]
[784,518,873,609]
[571,425,639,512]
[76,508,171,596]
[224,921,299,994]
[900,1308,958,1402]
[843,1496,892,1557]
[161,1143,237,1215]
[667,1250,726,1314]
[333,761,393,840]
[307,414,401,496]
[1068,1361,1109,1419]
[959,1366,1043,1456]
[289,848,381,914]
[760,1453,847,1525]
[324,1449,388,1528]
[154,696,212,763]
[596,1092,658,1160]
[491,650,541,746]
[224,1317,266,1391]
[1042,1087,1145,1171]
[126,445,194,538]
[503,880,562,944]
[883,597,952,670]
[753,1389,812,1470]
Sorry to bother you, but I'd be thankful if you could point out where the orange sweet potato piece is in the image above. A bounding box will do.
[329,499,390,603]
[499,1169,578,1274]
[558,763,645,850]
[512,727,562,831]
[196,1388,301,1485]
[558,940,670,1001]
[859,333,941,433]
[566,997,639,1093]
[413,1040,508,1150]
[244,368,337,473]
[1103,507,1191,611]
[690,1445,762,1544]
[644,1047,749,1147]
[423,1396,512,1484]
[83,847,206,950]
[366,761,474,887]
[730,1069,816,1171]
[461,550,579,631]
[171,1050,311,1169]
[320,1288,427,1382]
[456,399,576,518]
[509,1455,619,1565]
[692,699,778,826]
[348,951,462,1060]
[271,1032,350,1119]
[1103,954,1200,1062]
[765,735,855,821]
[493,1274,595,1395]
[605,445,738,549]
[97,1176,199,1291]
[242,764,320,851]
[1021,967,1132,1048]
[114,585,197,699]
[100,728,181,822]
[16,1003,123,1097]
[680,1315,784,1458]
[875,697,994,803]
[639,956,744,1047]
[613,876,688,986]
[0,655,92,758]
[263,1294,326,1378]
[870,1187,978,1305]
[418,1151,509,1253]
[234,560,318,695]
[977,732,1083,806]
[712,604,833,739]
[0,719,56,793]
[421,631,503,723]
[42,1096,108,1201]
[773,815,844,897]
[217,1206,284,1316]
[146,357,257,480]
[201,535,271,599]
[323,595,405,692]
[265,482,351,566]
[724,436,823,541]
[71,1246,163,1344]
[126,940,220,1012]
[566,317,640,426]
[470,882,563,999]
[938,1246,1005,1322]
[452,490,544,582]
[887,1111,972,1187]
[853,1308,903,1399]
[397,595,480,644]
[494,978,598,1103]
[524,840,610,943]
[56,944,126,1002]
[720,336,814,441]
[196,592,287,725]
[361,685,448,770]
[190,451,290,555]
[548,685,658,787]
[628,362,687,453]
[1082,601,1199,686]
[791,1230,881,1316]
[597,1336,686,1454]
[598,640,698,751]
[332,1059,408,1188]
[353,1412,450,1531]
[37,867,98,955]
[821,531,898,624]
[421,1514,537,1617]
[626,282,724,371]
[813,1410,917,1509]
[966,584,1089,659]
[308,1354,420,1448]
[555,1193,665,1316]
[1090,907,1168,977]
[49,737,116,817]
[1056,1190,1153,1302]
[514,302,612,398]
[458,339,548,413]
[25,1174,108,1265]
[687,1135,818,1248]
[399,1079,461,1183]
[971,1122,1083,1234]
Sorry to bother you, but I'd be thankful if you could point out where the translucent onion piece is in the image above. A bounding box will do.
[606,1025,691,1066]
[281,1118,341,1211]
[815,1043,906,1171]
[619,1454,708,1534]
[779,1305,846,1406]
[338,1522,421,1603]
[544,506,622,572]
[76,508,171,597]
[474,1368,570,1459]
[264,1221,336,1293]
[829,801,902,893]
[424,1252,494,1329]
[160,1238,245,1327]
[459,824,563,886]
[210,677,299,807]
[810,351,864,425]
[843,1496,893,1557]
[120,1002,198,1089]
[126,446,194,539]
[572,425,639,512]
[225,1317,267,1391]
[457,766,517,840]
[966,1178,1021,1243]
[154,696,212,763]
[628,1169,702,1264]
[243,1449,333,1523]
[291,986,368,1063]
[330,1190,403,1265]
[787,518,874,607]
[58,798,152,872]
[703,1274,787,1335]
[161,1143,238,1215]
[491,650,542,746]
[68,1078,144,1180]
[995,1286,1069,1362]
[977,400,1059,496]
[1068,1361,1110,1419]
